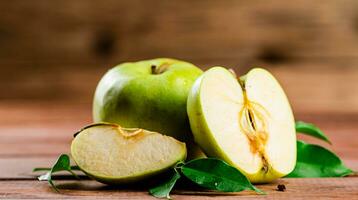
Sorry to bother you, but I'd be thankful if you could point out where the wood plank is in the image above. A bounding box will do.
[0,125,77,156]
[0,157,78,180]
[0,178,357,199]
[1,1,358,114]
[0,113,357,157]
[1,157,357,180]
[0,115,356,179]
[1,0,358,64]
[0,100,357,157]
[1,62,358,114]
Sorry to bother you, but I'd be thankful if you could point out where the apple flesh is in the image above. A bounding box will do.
[71,123,186,184]
[93,58,203,145]
[187,67,296,183]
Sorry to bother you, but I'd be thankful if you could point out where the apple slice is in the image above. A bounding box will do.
[187,67,296,183]
[71,123,186,184]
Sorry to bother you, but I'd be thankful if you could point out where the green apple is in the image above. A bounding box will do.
[71,123,186,184]
[187,67,296,183]
[93,58,203,145]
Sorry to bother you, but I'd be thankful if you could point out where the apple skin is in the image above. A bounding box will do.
[93,58,203,144]
[187,73,234,163]
[187,67,293,183]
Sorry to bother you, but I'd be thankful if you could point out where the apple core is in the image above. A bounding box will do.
[238,81,270,173]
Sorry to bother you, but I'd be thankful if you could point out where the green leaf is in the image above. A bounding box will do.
[180,158,263,194]
[149,169,181,199]
[33,165,80,172]
[286,140,353,177]
[35,154,79,192]
[33,167,53,172]
[295,121,331,144]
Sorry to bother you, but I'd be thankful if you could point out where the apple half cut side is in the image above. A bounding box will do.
[71,123,187,184]
[187,67,296,183]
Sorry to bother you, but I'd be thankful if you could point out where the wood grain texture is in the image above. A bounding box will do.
[0,103,356,199]
[0,178,357,199]
[0,102,356,198]
[1,0,358,63]
[0,104,357,158]
[0,0,358,114]
[1,63,358,114]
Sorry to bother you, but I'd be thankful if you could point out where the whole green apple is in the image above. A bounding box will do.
[93,58,203,144]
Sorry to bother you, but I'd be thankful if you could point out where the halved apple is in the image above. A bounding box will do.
[71,123,186,184]
[187,67,296,183]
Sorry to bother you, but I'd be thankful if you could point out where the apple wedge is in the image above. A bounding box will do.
[71,123,186,184]
[187,67,296,183]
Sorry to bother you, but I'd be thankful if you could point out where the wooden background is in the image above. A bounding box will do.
[0,0,357,199]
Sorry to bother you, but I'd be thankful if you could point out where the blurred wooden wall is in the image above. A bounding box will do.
[1,0,358,116]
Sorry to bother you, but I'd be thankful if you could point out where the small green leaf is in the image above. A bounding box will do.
[286,141,353,178]
[33,165,80,172]
[33,167,52,172]
[180,158,263,194]
[149,169,181,199]
[295,121,331,144]
[35,154,79,192]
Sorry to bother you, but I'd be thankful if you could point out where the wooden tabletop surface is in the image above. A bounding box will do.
[0,102,357,199]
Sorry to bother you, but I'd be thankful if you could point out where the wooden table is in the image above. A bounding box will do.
[0,102,357,199]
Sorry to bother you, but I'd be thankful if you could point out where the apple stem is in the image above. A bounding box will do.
[151,63,170,74]
[151,65,157,74]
